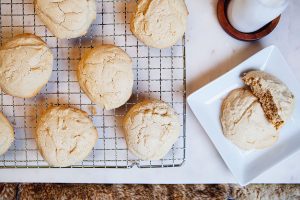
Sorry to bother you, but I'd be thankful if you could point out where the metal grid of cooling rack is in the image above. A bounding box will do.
[0,0,186,168]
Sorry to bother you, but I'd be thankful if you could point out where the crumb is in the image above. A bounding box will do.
[89,106,97,115]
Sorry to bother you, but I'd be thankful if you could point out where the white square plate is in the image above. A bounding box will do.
[187,46,300,186]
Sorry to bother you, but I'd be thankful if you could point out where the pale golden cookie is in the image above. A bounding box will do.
[131,0,188,49]
[221,88,278,150]
[0,112,14,156]
[36,107,98,167]
[123,99,180,160]
[243,70,295,129]
[0,34,53,98]
[78,45,133,110]
[35,0,96,39]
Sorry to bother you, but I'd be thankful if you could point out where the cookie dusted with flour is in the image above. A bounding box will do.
[78,45,133,110]
[242,70,295,129]
[123,99,180,160]
[221,88,278,150]
[35,0,96,39]
[130,0,188,49]
[0,112,14,156]
[36,107,98,167]
[0,34,53,98]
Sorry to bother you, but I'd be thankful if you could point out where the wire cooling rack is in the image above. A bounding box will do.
[0,0,186,168]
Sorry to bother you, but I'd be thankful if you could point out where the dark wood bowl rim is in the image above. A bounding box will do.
[217,0,281,41]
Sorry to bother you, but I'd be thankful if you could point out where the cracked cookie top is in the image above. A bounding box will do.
[130,0,188,48]
[77,45,134,110]
[0,34,53,98]
[0,112,14,156]
[35,0,96,39]
[36,106,98,167]
[123,99,180,160]
[221,88,278,150]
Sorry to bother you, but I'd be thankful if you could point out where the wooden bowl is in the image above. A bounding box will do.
[217,0,281,41]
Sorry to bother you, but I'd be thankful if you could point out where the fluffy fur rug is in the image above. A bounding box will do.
[0,184,300,200]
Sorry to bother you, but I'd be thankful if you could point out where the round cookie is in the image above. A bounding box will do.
[130,0,189,48]
[0,34,53,98]
[123,99,180,160]
[242,70,295,129]
[0,112,14,156]
[35,0,96,39]
[221,88,279,150]
[78,45,133,110]
[36,107,98,167]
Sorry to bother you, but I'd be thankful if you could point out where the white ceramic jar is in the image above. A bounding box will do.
[227,0,289,33]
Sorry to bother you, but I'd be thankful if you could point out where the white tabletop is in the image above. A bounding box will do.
[0,0,299,184]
